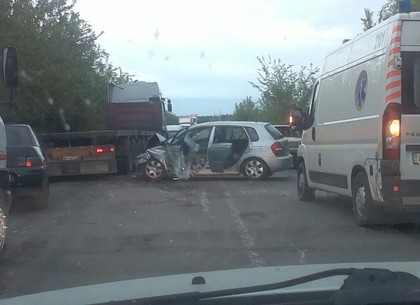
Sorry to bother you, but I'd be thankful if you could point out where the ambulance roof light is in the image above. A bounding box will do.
[399,0,412,13]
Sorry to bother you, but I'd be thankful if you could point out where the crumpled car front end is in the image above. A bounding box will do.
[136,145,198,180]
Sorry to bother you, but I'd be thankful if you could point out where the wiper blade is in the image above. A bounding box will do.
[101,268,420,305]
[198,268,420,305]
[333,267,420,305]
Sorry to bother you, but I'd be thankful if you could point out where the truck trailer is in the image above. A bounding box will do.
[41,82,172,176]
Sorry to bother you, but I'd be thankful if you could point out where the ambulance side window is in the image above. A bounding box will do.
[306,81,319,128]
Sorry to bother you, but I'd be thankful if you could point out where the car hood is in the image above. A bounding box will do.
[137,145,167,163]
[2,262,420,305]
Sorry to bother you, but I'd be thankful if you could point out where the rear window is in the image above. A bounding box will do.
[401,52,420,113]
[264,124,284,140]
[6,125,39,147]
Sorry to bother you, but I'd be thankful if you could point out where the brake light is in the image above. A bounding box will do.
[383,103,401,160]
[96,146,115,153]
[26,157,44,167]
[271,141,283,157]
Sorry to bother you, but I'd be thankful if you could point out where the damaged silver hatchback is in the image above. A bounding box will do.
[136,121,293,181]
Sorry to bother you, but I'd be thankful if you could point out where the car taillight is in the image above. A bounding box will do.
[383,103,401,160]
[26,156,44,167]
[96,146,115,153]
[271,141,283,157]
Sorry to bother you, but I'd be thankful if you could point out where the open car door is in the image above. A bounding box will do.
[208,126,250,173]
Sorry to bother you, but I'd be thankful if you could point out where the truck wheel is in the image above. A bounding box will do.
[352,172,377,226]
[297,162,315,201]
[143,159,165,181]
[118,138,137,175]
[119,156,132,175]
[0,192,8,260]
[33,177,49,210]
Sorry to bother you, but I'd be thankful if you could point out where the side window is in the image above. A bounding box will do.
[214,126,248,143]
[307,81,319,128]
[185,127,212,150]
[214,126,229,143]
[245,127,259,142]
[231,127,248,140]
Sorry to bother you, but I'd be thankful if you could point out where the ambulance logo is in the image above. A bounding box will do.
[355,70,368,111]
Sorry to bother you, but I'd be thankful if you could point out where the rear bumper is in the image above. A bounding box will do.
[9,167,46,188]
[264,154,293,172]
[47,160,117,176]
[380,160,420,212]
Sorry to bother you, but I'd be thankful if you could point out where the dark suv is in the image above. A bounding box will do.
[6,124,49,210]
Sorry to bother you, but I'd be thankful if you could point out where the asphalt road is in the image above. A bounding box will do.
[2,169,420,298]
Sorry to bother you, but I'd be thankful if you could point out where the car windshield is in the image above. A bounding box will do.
[3,0,420,303]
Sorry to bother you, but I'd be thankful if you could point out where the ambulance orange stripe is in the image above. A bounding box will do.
[386,80,401,91]
[385,91,401,103]
[390,36,401,44]
[389,47,401,56]
[387,70,401,79]
[392,25,402,33]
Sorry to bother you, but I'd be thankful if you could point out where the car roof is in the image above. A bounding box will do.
[6,124,39,147]
[192,121,269,128]
[6,124,32,128]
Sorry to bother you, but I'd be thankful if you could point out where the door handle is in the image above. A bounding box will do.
[312,127,316,141]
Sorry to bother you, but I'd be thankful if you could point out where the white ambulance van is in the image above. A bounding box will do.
[290,5,420,225]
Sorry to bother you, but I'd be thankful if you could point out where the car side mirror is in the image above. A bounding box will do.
[3,47,19,88]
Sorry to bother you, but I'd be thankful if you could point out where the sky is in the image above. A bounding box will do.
[74,0,386,116]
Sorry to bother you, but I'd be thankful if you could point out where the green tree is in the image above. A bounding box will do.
[0,0,136,133]
[165,112,179,125]
[232,96,260,121]
[362,0,420,31]
[250,56,318,124]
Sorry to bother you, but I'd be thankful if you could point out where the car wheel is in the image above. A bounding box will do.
[0,193,8,260]
[297,162,315,201]
[143,159,165,181]
[33,177,49,210]
[352,172,377,226]
[241,158,268,180]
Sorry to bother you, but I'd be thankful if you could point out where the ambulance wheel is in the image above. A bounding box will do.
[352,172,378,226]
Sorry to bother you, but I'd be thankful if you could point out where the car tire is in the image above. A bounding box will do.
[297,162,315,201]
[33,177,49,210]
[143,159,165,181]
[352,171,378,226]
[241,158,269,180]
[0,192,8,260]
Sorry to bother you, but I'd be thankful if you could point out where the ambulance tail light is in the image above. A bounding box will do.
[383,103,401,160]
